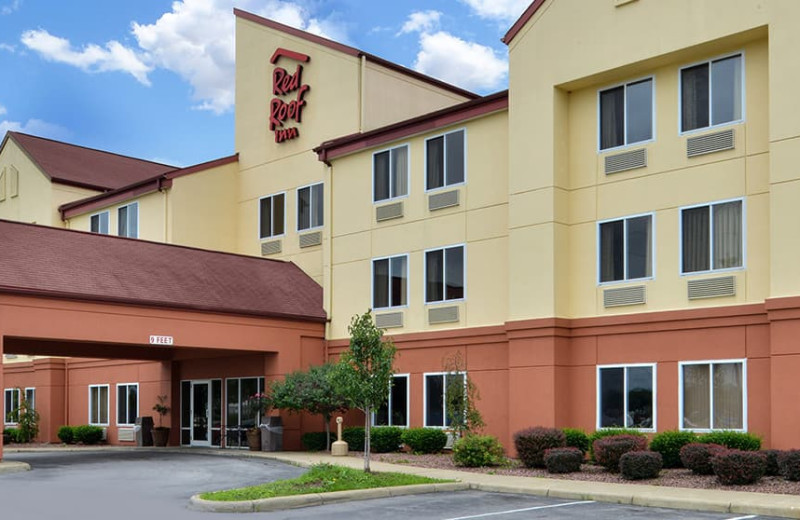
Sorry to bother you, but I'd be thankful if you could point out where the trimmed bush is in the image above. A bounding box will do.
[619,451,663,480]
[761,449,781,477]
[342,427,365,451]
[453,435,506,467]
[562,428,590,456]
[57,425,75,444]
[699,431,761,451]
[73,425,104,445]
[778,450,800,481]
[371,426,403,453]
[402,428,448,454]
[301,431,332,451]
[649,430,697,468]
[513,427,566,468]
[712,450,766,485]
[543,447,583,474]
[680,443,728,475]
[593,435,648,472]
[588,429,647,461]
[3,427,20,443]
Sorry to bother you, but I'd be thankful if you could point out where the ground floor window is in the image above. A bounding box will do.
[680,360,745,430]
[224,377,265,448]
[89,384,109,425]
[4,388,20,424]
[116,383,138,426]
[374,374,409,427]
[424,372,465,427]
[597,364,655,430]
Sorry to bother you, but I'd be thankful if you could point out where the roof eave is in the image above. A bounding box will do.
[502,0,548,45]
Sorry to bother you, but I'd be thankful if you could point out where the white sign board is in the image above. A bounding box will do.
[149,335,174,346]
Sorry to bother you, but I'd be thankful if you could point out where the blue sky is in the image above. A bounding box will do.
[0,0,529,167]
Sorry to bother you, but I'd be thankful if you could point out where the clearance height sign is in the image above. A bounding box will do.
[269,48,310,143]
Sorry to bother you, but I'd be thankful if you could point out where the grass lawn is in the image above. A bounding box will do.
[200,463,452,502]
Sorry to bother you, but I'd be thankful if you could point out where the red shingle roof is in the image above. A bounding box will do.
[0,220,326,322]
[3,132,176,191]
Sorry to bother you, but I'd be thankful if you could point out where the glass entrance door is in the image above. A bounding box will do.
[191,380,211,446]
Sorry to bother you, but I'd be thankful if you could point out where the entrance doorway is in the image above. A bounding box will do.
[180,380,222,447]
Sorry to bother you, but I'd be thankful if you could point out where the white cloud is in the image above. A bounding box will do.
[414,31,507,92]
[0,43,16,53]
[0,104,6,116]
[0,118,70,140]
[398,10,441,35]
[459,0,530,22]
[1,0,20,16]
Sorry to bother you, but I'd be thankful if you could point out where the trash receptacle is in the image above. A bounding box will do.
[135,416,154,447]
[260,416,283,452]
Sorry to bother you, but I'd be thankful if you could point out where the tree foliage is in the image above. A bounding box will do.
[444,351,484,438]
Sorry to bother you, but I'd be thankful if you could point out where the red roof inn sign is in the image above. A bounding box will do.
[269,48,310,144]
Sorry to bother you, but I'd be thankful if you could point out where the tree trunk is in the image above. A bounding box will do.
[363,407,371,472]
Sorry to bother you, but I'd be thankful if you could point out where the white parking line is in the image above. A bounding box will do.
[442,500,596,520]
[725,516,757,520]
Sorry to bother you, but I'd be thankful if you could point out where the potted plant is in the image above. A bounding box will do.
[244,392,271,451]
[151,394,170,447]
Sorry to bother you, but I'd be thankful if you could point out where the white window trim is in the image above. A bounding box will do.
[678,197,746,276]
[678,358,748,432]
[423,371,466,428]
[371,254,410,311]
[596,363,657,432]
[372,374,410,427]
[117,202,139,238]
[89,384,110,426]
[596,212,656,286]
[423,127,468,193]
[372,144,411,203]
[423,243,467,305]
[90,210,110,234]
[115,383,139,427]
[4,388,20,426]
[597,75,656,153]
[296,182,324,232]
[678,51,746,136]
[258,191,287,240]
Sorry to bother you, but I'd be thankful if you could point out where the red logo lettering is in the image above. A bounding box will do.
[270,50,310,144]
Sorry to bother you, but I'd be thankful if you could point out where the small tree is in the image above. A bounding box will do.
[333,311,396,472]
[444,351,484,439]
[271,363,348,450]
[16,396,40,443]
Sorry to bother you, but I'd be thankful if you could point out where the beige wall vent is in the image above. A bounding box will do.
[375,311,404,329]
[0,167,5,201]
[260,239,282,256]
[687,275,736,300]
[428,189,459,211]
[299,231,322,248]
[428,306,459,324]
[603,285,646,307]
[376,201,403,222]
[117,428,135,442]
[9,165,18,198]
[605,148,647,174]
[687,129,735,158]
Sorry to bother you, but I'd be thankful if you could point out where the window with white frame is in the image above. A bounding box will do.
[90,211,110,234]
[597,365,655,429]
[116,383,138,426]
[599,214,653,283]
[426,129,465,190]
[89,384,109,425]
[259,193,285,239]
[599,78,653,150]
[24,388,35,412]
[681,199,743,274]
[681,360,745,430]
[374,375,409,427]
[681,54,743,133]
[425,245,464,303]
[297,183,323,231]
[4,388,20,424]
[374,145,409,202]
[118,203,138,238]
[424,372,465,427]
[373,255,408,309]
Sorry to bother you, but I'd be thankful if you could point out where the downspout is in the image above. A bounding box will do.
[323,161,333,363]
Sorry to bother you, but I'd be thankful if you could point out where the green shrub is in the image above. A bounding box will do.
[301,431,332,451]
[712,450,766,485]
[453,435,505,467]
[57,425,75,444]
[342,427,365,451]
[4,427,20,443]
[401,428,448,454]
[371,427,403,453]
[699,431,761,451]
[73,425,104,445]
[619,451,662,480]
[761,449,781,477]
[680,443,728,475]
[513,427,566,468]
[649,430,697,468]
[778,450,800,481]
[593,435,648,472]
[587,429,647,461]
[562,428,590,456]
[543,447,583,474]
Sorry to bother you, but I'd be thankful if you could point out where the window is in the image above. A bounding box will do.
[597,365,655,430]
[599,78,653,150]
[374,145,409,202]
[681,199,743,274]
[374,375,409,427]
[259,193,285,239]
[599,214,653,283]
[118,203,138,238]
[90,211,110,234]
[680,360,745,430]
[426,129,465,190]
[681,54,743,132]
[424,372,465,427]
[372,255,408,309]
[116,383,138,426]
[24,388,35,412]
[224,377,265,448]
[425,245,464,303]
[4,388,20,424]
[89,384,109,425]
[297,183,323,231]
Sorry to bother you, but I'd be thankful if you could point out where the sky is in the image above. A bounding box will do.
[0,0,530,167]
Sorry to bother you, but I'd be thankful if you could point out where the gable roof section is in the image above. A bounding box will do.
[233,9,479,101]
[502,0,548,45]
[2,132,176,192]
[0,220,326,322]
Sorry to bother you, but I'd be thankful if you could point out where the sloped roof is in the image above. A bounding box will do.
[0,220,326,322]
[3,132,176,191]
[502,0,547,45]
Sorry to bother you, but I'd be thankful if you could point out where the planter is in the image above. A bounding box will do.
[151,427,170,447]
[246,429,261,451]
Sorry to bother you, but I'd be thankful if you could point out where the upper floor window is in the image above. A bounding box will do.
[297,183,323,231]
[599,78,653,150]
[373,255,408,309]
[597,364,655,430]
[681,54,743,133]
[599,214,653,283]
[374,375,409,427]
[374,145,409,202]
[681,199,743,274]
[118,203,138,238]
[426,129,465,191]
[425,245,464,303]
[89,384,109,426]
[116,383,138,426]
[259,193,285,239]
[681,360,745,431]
[90,211,110,235]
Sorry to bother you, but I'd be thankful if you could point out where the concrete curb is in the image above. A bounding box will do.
[0,461,31,475]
